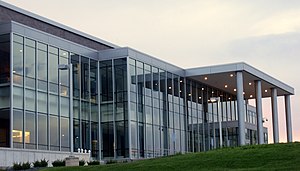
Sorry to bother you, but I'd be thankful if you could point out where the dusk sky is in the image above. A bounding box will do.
[3,0,299,143]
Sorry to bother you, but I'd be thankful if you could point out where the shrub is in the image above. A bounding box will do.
[52,159,65,167]
[88,160,100,165]
[106,160,117,164]
[33,159,48,167]
[13,162,31,170]
[13,162,22,170]
[79,160,85,166]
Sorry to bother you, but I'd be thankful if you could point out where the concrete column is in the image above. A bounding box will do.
[236,71,245,146]
[285,95,293,142]
[271,88,279,143]
[255,80,264,144]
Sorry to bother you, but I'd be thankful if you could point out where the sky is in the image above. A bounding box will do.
[3,0,299,143]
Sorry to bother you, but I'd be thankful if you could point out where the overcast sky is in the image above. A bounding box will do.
[3,0,300,143]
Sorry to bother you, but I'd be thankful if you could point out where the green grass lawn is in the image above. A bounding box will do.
[41,143,300,171]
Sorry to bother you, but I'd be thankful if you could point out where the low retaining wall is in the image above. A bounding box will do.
[0,147,90,167]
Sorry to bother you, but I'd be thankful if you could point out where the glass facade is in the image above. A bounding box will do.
[1,33,265,160]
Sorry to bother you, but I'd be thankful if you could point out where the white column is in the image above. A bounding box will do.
[271,88,279,143]
[285,95,293,142]
[255,80,264,144]
[236,72,245,146]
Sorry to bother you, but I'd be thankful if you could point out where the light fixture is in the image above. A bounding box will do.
[180,80,183,83]
[234,88,237,92]
[230,74,234,77]
[179,90,182,93]
[249,82,252,86]
[19,49,23,53]
[199,97,202,99]
[202,88,204,91]
[188,93,191,96]
[250,95,253,98]
[243,92,245,95]
[13,70,16,73]
[228,97,231,100]
[225,85,228,88]
[204,77,208,80]
[168,86,172,89]
[265,89,268,93]
[212,91,214,94]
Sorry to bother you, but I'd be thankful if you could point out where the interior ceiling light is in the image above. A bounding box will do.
[234,88,237,92]
[225,85,228,88]
[250,95,253,98]
[249,82,252,86]
[202,88,204,91]
[265,89,268,93]
[204,77,208,80]
[230,74,234,77]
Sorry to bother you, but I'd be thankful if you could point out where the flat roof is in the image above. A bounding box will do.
[0,1,119,49]
[185,62,294,98]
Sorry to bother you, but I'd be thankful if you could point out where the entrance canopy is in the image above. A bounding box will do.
[185,62,294,99]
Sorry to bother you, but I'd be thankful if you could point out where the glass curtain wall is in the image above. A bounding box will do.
[11,34,71,152]
[0,34,10,147]
[71,54,100,159]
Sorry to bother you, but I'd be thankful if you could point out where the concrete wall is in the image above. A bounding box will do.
[0,148,90,167]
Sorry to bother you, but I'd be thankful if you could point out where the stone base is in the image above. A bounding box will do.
[65,156,79,166]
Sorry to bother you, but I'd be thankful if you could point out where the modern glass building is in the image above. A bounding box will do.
[0,1,294,164]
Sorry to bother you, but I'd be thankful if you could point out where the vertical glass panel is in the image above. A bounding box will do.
[49,95,58,115]
[81,120,90,150]
[38,113,47,150]
[50,115,59,151]
[100,60,113,102]
[0,34,10,84]
[0,86,10,108]
[25,111,36,149]
[13,110,23,148]
[13,39,24,75]
[25,89,35,111]
[37,92,47,113]
[13,86,23,109]
[59,51,69,86]
[0,109,10,147]
[61,117,70,151]
[81,57,89,100]
[81,101,90,121]
[90,59,98,103]
[61,97,69,117]
[37,43,47,80]
[91,103,98,122]
[73,100,80,119]
[116,121,129,158]
[25,40,36,78]
[102,122,114,157]
[48,46,58,83]
[74,119,80,151]
[71,54,80,98]
[91,122,99,158]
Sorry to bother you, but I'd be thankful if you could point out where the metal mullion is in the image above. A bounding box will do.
[89,58,92,151]
[196,84,200,152]
[22,38,26,149]
[98,61,101,160]
[10,32,14,148]
[164,71,168,155]
[47,45,50,151]
[112,59,116,159]
[143,66,146,158]
[79,56,82,149]
[136,64,139,158]
[58,49,61,151]
[171,74,175,154]
[158,71,162,156]
[35,41,38,150]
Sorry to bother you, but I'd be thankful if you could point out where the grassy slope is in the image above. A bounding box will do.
[42,143,300,171]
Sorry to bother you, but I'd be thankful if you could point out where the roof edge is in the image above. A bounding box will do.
[0,0,120,48]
